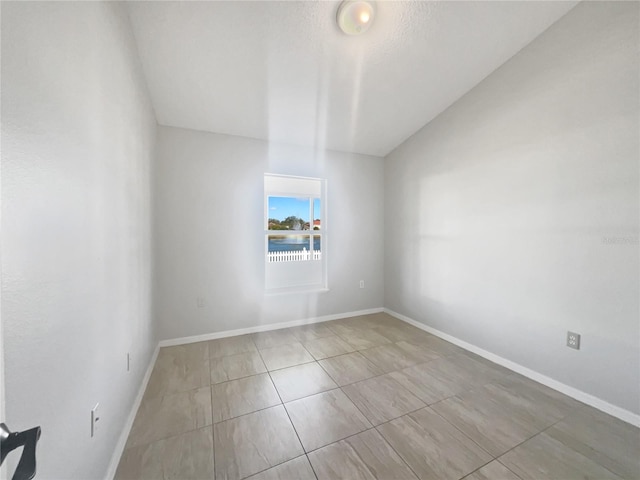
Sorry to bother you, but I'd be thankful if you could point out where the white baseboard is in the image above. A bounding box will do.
[105,344,160,480]
[384,308,640,428]
[158,307,384,347]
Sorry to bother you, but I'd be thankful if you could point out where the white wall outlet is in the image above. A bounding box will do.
[197,297,205,308]
[359,280,365,288]
[90,403,100,437]
[567,331,581,350]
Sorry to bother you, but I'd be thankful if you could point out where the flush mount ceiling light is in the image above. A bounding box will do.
[337,1,376,35]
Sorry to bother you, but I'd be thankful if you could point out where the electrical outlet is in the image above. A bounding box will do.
[91,403,100,437]
[127,353,131,372]
[567,331,581,350]
[359,280,365,288]
[197,297,205,308]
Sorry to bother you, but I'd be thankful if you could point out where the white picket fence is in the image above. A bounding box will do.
[267,249,322,263]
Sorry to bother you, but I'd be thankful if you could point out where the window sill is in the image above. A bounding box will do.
[264,286,329,296]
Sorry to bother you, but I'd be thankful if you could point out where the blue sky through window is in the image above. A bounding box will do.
[268,197,321,222]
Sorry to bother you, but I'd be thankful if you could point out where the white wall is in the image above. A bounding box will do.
[1,2,157,478]
[385,1,639,415]
[154,126,384,340]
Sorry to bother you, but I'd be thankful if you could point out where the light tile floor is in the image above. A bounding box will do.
[115,313,640,480]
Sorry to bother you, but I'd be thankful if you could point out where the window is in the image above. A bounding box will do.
[266,196,321,262]
[264,174,326,293]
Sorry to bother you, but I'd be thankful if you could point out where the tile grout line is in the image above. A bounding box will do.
[287,420,422,480]
[211,383,349,427]
[235,453,310,480]
[307,425,375,454]
[338,375,427,425]
[305,453,320,480]
[431,391,585,480]
[259,347,316,479]
[490,459,524,480]
[371,424,423,480]
[457,457,517,480]
[215,334,304,480]
[211,321,456,374]
[437,376,580,454]
[328,381,424,480]
[210,337,443,389]
[211,422,217,480]
[205,341,217,480]
[211,335,261,480]
[259,367,431,462]
[358,367,568,479]
[372,406,497,480]
[234,329,327,480]
[493,407,626,480]
[311,336,462,388]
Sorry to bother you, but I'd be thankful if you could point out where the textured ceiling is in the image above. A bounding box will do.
[126,1,578,157]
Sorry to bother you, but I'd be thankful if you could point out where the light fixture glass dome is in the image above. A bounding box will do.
[337,1,376,36]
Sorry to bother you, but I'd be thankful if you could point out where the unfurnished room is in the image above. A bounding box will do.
[1,1,639,479]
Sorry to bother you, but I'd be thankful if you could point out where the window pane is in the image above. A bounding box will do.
[312,235,321,260]
[313,198,321,230]
[268,196,310,230]
[267,234,312,262]
[268,234,310,252]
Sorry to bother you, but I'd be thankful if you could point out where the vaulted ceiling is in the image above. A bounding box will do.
[125,1,578,157]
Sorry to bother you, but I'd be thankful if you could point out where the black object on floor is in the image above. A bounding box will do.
[0,423,41,480]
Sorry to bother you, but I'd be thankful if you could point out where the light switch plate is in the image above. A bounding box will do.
[91,403,100,437]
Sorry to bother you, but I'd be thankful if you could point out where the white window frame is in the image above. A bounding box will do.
[264,174,327,294]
